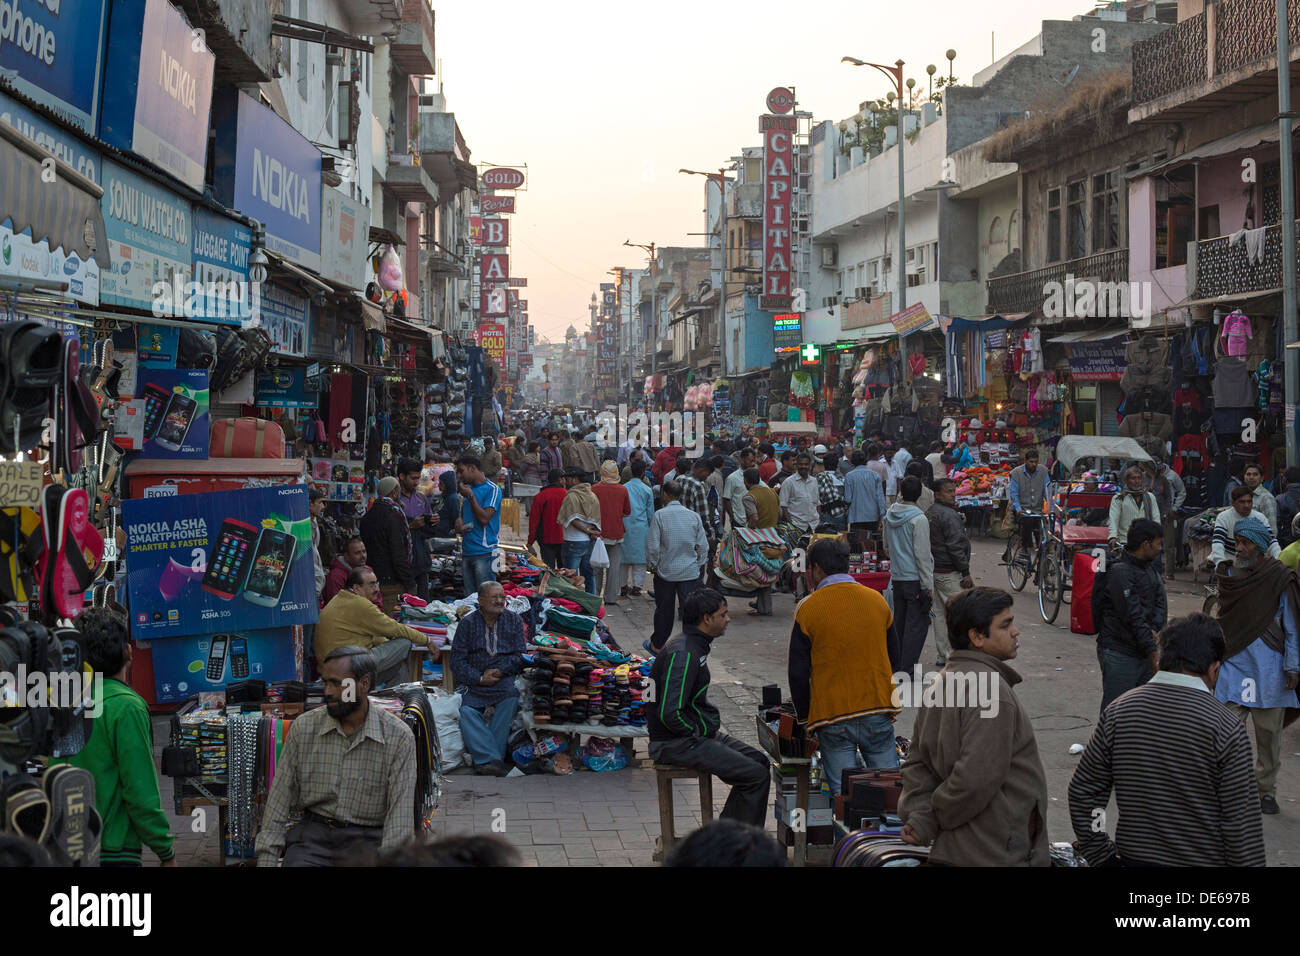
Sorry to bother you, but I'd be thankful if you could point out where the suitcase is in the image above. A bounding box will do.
[211,417,286,459]
[1070,552,1100,634]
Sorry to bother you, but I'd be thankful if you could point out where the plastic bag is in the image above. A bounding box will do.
[590,536,610,568]
[430,690,469,771]
[581,739,628,772]
[378,244,404,291]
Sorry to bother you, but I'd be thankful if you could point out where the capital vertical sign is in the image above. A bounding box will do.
[760,110,795,311]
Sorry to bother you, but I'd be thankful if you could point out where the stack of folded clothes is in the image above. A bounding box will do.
[551,661,574,724]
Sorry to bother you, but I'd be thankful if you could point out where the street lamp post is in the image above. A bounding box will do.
[1279,0,1299,466]
[624,240,657,408]
[679,167,737,378]
[843,56,907,312]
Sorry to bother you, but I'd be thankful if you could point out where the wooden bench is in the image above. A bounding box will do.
[652,764,714,862]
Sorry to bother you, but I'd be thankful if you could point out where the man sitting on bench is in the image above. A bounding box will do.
[647,588,770,825]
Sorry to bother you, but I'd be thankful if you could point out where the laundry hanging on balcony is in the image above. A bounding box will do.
[1228,227,1266,265]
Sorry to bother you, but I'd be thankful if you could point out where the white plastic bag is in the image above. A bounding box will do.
[590,537,610,568]
[429,690,469,770]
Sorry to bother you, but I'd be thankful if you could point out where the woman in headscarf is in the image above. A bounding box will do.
[433,470,461,537]
[520,441,546,485]
[620,457,655,597]
[591,460,632,604]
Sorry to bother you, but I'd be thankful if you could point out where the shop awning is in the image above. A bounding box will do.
[265,249,332,295]
[0,121,109,269]
[1127,122,1290,180]
[359,298,386,332]
[945,312,1031,333]
[1045,327,1128,344]
[1172,288,1281,308]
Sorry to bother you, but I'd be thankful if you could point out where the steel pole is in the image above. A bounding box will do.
[1279,0,1299,465]
[897,63,907,313]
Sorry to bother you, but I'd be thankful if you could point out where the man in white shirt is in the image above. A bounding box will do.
[723,447,757,528]
[779,453,820,532]
[925,441,948,481]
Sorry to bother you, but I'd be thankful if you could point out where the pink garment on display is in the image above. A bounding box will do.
[1220,311,1252,357]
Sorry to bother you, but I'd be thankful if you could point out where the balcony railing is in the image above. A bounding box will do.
[986,249,1128,315]
[1132,0,1300,109]
[392,0,435,76]
[1132,12,1205,105]
[1193,221,1293,297]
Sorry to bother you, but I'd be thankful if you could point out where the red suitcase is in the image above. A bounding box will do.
[210,417,286,459]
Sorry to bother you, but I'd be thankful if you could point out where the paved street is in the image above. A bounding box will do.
[158,535,1300,867]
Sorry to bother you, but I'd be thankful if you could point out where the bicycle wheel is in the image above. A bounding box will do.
[1006,537,1030,592]
[1038,541,1064,624]
[1202,590,1219,618]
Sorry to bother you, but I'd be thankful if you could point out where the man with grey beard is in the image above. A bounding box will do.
[1212,516,1300,815]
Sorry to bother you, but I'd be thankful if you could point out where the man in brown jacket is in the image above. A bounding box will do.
[898,586,1050,866]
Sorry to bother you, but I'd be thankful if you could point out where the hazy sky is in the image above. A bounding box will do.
[436,0,1093,341]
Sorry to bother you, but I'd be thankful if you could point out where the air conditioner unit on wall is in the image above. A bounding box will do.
[820,247,837,267]
[326,45,345,66]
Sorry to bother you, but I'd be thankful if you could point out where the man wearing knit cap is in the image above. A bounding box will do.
[1213,515,1300,815]
[359,475,416,615]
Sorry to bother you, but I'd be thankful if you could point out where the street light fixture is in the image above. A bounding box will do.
[624,239,659,398]
[680,166,737,377]
[843,55,907,312]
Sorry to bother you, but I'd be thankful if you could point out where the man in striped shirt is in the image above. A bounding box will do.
[1209,485,1281,567]
[1068,614,1265,866]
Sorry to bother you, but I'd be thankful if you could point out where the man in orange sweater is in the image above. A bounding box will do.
[788,537,901,793]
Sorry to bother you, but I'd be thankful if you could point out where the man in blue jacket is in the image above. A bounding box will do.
[648,588,770,825]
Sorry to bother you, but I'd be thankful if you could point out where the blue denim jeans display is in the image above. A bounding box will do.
[817,713,899,794]
[462,552,496,598]
[563,539,597,594]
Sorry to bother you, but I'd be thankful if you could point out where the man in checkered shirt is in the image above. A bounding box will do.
[677,458,721,586]
[256,647,415,866]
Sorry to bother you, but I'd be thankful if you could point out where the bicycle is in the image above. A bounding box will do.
[1005,513,1046,593]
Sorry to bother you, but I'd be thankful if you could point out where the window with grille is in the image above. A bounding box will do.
[1091,170,1120,251]
[1067,179,1087,260]
[1047,188,1062,263]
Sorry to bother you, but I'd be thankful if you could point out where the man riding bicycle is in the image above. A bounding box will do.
[1006,449,1050,570]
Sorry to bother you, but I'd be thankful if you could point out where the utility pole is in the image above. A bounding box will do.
[843,57,906,310]
[1279,0,1298,465]
[627,240,658,410]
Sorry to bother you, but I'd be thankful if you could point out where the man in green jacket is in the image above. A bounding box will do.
[55,606,176,867]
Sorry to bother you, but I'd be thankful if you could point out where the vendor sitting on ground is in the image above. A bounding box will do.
[315,567,440,686]
[453,581,527,776]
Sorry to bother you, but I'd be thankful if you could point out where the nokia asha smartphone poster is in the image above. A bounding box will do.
[150,628,298,703]
[135,369,210,459]
[123,484,318,638]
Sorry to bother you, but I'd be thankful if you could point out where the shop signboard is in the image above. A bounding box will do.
[123,484,318,639]
[475,322,506,369]
[505,349,517,375]
[98,0,214,189]
[100,159,191,310]
[320,184,369,288]
[481,252,508,283]
[760,112,795,310]
[0,218,100,306]
[481,195,514,214]
[212,89,322,272]
[468,215,482,240]
[190,207,251,325]
[481,167,526,190]
[0,0,108,134]
[134,369,209,459]
[260,281,309,357]
[150,627,298,703]
[773,312,802,351]
[507,277,527,287]
[1067,340,1126,382]
[888,302,932,336]
[0,91,100,182]
[255,367,317,407]
[481,218,509,247]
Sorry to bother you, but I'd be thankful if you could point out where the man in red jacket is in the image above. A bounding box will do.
[653,446,683,484]
[321,536,381,609]
[528,468,567,569]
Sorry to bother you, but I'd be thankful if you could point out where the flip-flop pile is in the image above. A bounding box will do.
[1,766,102,865]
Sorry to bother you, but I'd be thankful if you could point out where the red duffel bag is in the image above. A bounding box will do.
[210,417,285,459]
[1070,551,1100,634]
